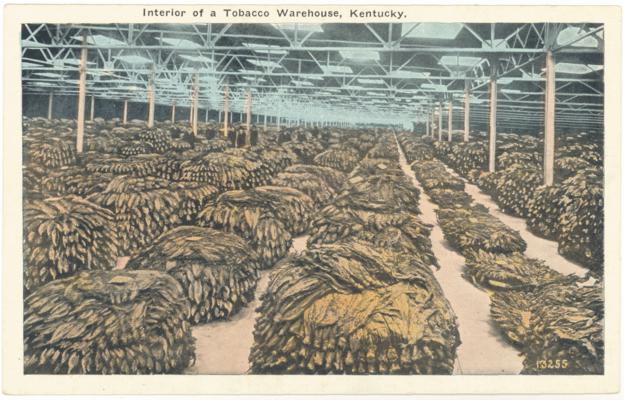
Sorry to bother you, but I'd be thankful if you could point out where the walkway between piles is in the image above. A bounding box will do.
[441,164,588,277]
[186,234,309,374]
[394,135,524,374]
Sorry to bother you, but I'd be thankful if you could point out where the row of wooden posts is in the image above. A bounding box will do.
[425,51,556,186]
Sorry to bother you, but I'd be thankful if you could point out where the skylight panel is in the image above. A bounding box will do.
[179,54,215,63]
[421,83,447,92]
[158,37,202,49]
[320,65,353,74]
[556,27,600,48]
[247,59,282,69]
[272,23,324,33]
[343,84,364,90]
[21,61,43,68]
[339,50,380,61]
[439,55,484,68]
[555,62,603,75]
[242,42,288,55]
[33,72,63,78]
[291,80,314,86]
[71,34,126,47]
[113,55,152,65]
[390,70,431,79]
[358,78,385,85]
[303,74,324,81]
[402,23,463,40]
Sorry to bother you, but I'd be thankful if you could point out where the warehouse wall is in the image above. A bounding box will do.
[22,93,227,123]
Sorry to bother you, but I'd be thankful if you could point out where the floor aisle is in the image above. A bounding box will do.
[395,136,524,374]
[441,164,588,277]
[186,234,309,374]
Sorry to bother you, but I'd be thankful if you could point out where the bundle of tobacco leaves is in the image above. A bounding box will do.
[497,151,542,170]
[23,162,48,198]
[332,173,421,214]
[194,139,229,153]
[284,164,346,191]
[313,147,361,173]
[179,149,274,191]
[487,164,543,217]
[490,279,603,374]
[282,140,325,164]
[197,190,292,268]
[412,160,465,191]
[366,142,400,161]
[443,142,488,176]
[88,176,181,255]
[397,135,434,163]
[254,145,299,173]
[169,181,219,224]
[307,206,437,267]
[249,241,459,374]
[138,128,173,153]
[24,270,195,374]
[254,186,316,235]
[464,250,567,290]
[24,139,77,169]
[526,185,564,239]
[425,187,473,209]
[127,226,260,324]
[556,170,603,272]
[271,171,336,206]
[436,207,527,255]
[23,195,119,292]
[555,156,598,180]
[350,158,404,179]
[85,153,162,177]
[119,143,154,157]
[40,166,114,197]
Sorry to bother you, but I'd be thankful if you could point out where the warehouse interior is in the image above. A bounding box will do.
[22,23,604,375]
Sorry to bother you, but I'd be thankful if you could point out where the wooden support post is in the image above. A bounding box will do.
[488,77,497,172]
[122,99,128,124]
[147,71,155,128]
[245,89,252,146]
[192,74,199,136]
[464,87,470,142]
[222,86,229,138]
[76,34,87,154]
[171,101,176,123]
[448,99,453,142]
[47,92,54,120]
[430,110,435,138]
[425,114,429,137]
[263,113,267,129]
[205,106,209,123]
[218,109,221,124]
[437,103,443,141]
[90,95,95,121]
[544,50,556,186]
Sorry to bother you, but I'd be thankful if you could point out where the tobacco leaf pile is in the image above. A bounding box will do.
[490,278,603,374]
[23,195,119,292]
[436,207,527,255]
[88,175,181,255]
[24,270,195,374]
[197,189,292,268]
[249,241,459,374]
[127,226,260,324]
[313,146,361,173]
[271,171,336,205]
